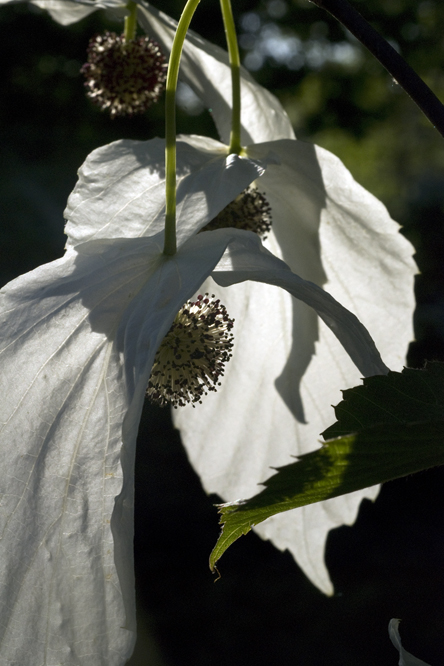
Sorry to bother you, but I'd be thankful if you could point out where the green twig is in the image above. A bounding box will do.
[220,0,242,154]
[163,0,202,256]
[124,1,138,41]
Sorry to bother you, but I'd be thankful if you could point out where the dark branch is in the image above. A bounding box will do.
[309,0,444,139]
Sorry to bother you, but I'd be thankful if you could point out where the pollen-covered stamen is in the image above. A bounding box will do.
[147,295,235,408]
[81,32,167,118]
[201,185,272,238]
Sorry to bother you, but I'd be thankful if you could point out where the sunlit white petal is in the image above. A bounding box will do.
[0,0,120,24]
[64,136,271,249]
[0,187,388,660]
[174,139,415,594]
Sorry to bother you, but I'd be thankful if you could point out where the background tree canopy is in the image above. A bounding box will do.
[1,1,444,664]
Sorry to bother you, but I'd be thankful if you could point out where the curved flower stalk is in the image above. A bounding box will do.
[0,134,387,663]
[1,0,416,593]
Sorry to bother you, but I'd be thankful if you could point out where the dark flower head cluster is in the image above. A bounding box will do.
[202,185,273,238]
[81,31,167,117]
[147,295,235,407]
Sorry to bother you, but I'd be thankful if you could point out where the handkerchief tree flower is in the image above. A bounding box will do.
[0,0,418,662]
[2,0,415,594]
[132,0,416,592]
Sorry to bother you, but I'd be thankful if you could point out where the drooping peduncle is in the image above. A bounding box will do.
[220,0,242,155]
[163,0,202,256]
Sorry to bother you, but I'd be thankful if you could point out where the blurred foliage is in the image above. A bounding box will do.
[2,1,444,664]
[239,0,444,212]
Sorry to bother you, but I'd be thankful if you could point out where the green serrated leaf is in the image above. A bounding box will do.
[210,421,444,572]
[210,363,444,573]
[323,362,444,439]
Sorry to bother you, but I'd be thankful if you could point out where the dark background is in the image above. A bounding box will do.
[1,0,444,663]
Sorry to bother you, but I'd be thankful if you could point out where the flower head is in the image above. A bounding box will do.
[81,31,166,117]
[147,293,235,407]
[202,186,272,237]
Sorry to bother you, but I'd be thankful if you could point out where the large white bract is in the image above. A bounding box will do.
[0,133,389,663]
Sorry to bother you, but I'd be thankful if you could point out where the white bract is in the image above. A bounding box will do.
[0,134,388,663]
[389,620,432,666]
[1,0,416,595]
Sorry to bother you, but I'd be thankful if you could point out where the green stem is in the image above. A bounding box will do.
[163,0,202,256]
[124,1,138,41]
[220,0,242,155]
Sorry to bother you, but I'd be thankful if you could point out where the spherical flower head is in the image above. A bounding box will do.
[147,295,235,408]
[202,185,272,238]
[81,32,167,118]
